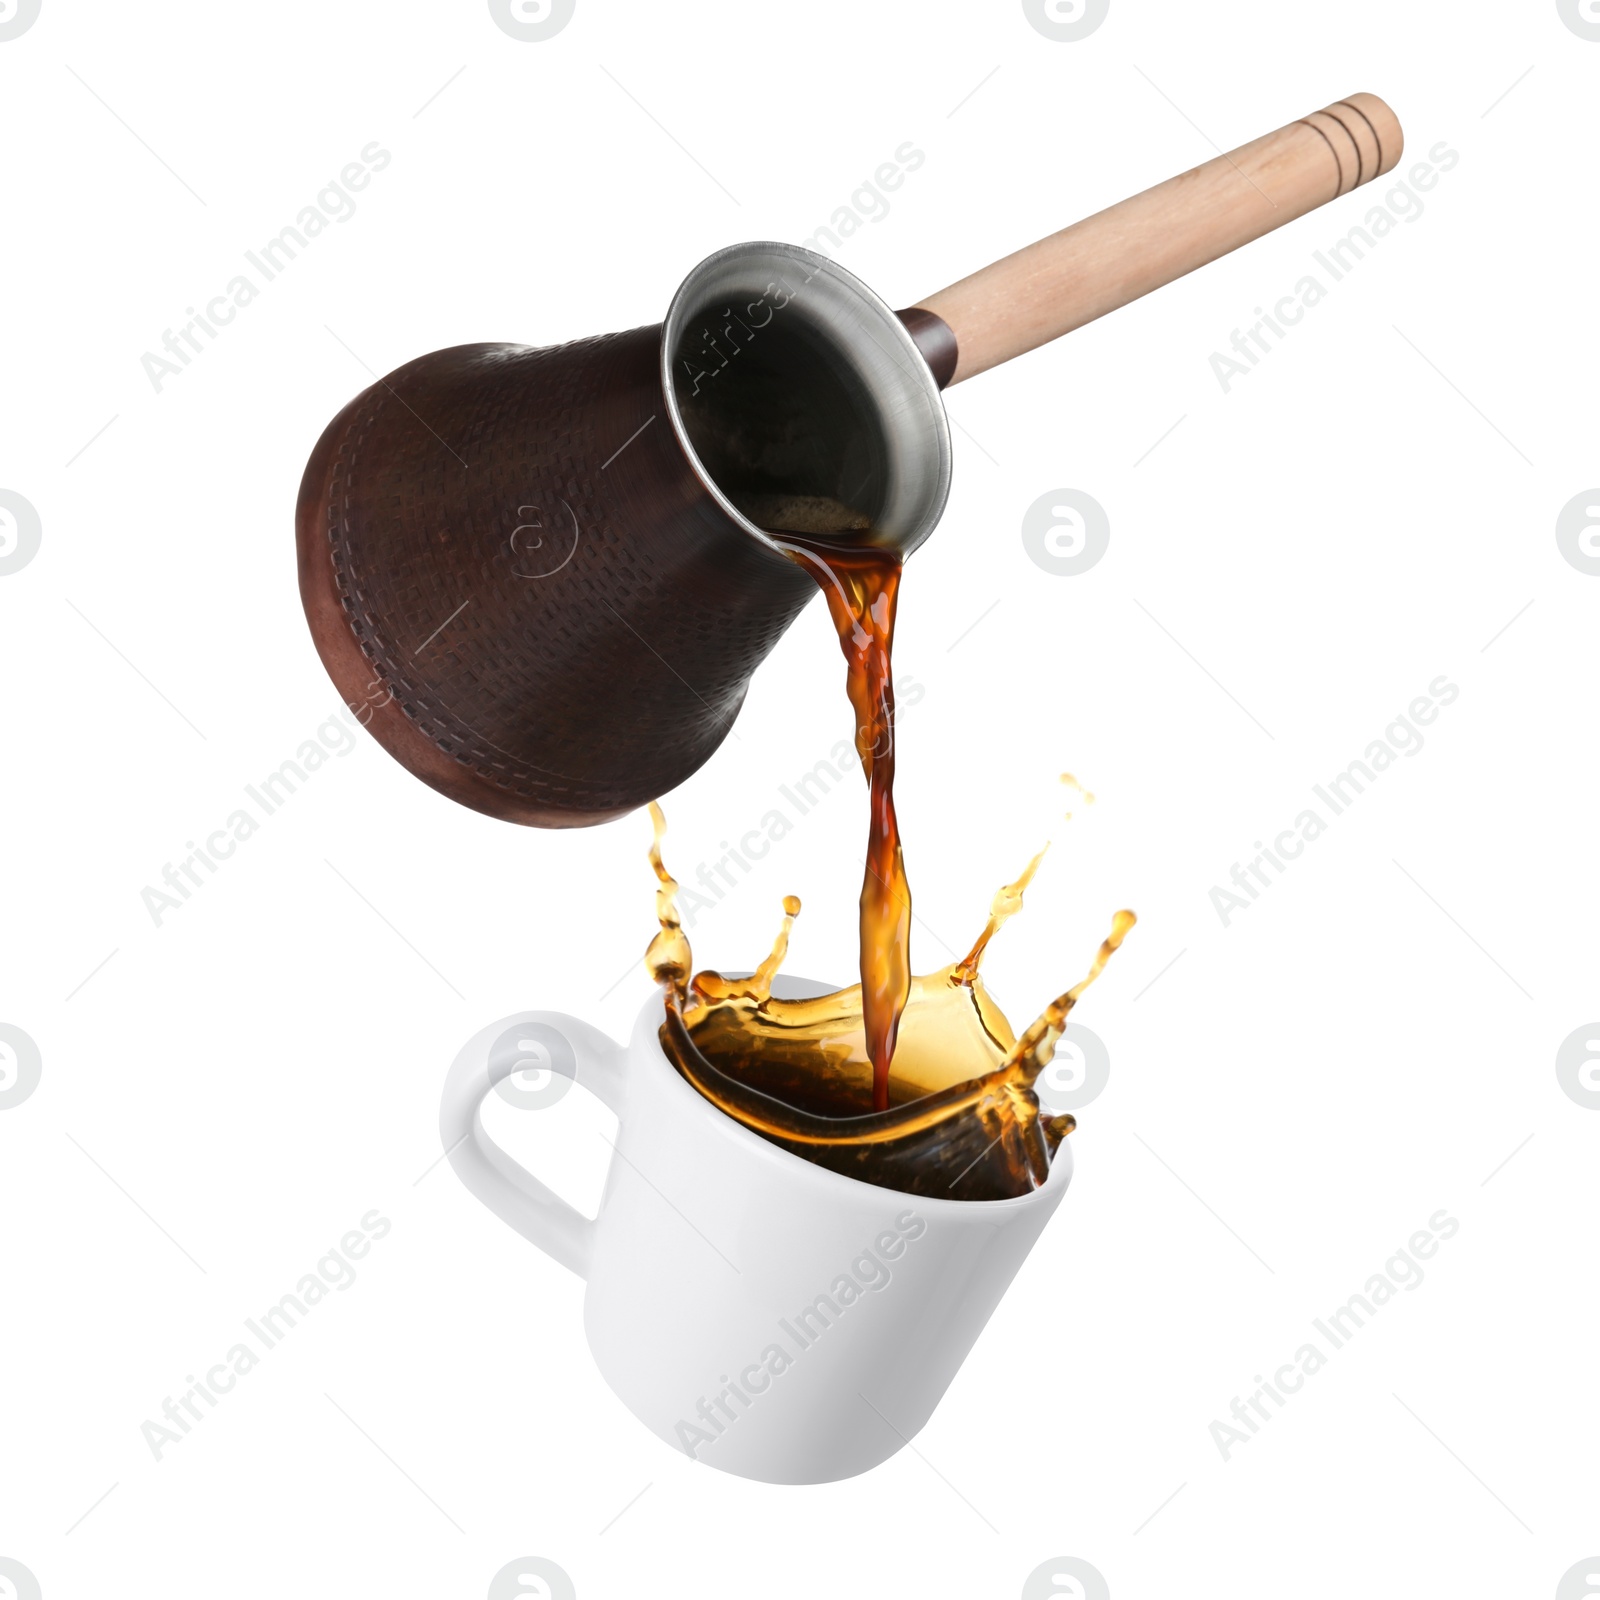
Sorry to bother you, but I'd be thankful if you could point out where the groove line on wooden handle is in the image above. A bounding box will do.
[1297,117,1351,195]
[1304,111,1360,195]
[1321,103,1372,186]
[1334,97,1386,175]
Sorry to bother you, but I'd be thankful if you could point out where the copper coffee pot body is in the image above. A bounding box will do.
[299,329,811,828]
[297,245,952,826]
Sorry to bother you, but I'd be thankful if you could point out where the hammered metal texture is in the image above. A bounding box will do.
[297,326,817,826]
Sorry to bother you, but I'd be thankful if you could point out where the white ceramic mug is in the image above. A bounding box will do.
[440,978,1073,1485]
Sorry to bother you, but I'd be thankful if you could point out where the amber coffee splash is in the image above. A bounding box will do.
[647,805,1133,1201]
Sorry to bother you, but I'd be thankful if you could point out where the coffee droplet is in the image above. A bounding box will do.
[954,844,1047,983]
[643,801,690,998]
[1061,771,1096,819]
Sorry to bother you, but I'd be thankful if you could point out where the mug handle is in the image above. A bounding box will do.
[438,1010,628,1279]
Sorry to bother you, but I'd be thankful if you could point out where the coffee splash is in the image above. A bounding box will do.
[646,802,1134,1201]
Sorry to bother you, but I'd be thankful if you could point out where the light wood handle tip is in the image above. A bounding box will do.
[1304,94,1404,191]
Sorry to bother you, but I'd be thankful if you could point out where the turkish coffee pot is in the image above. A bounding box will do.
[297,94,1400,825]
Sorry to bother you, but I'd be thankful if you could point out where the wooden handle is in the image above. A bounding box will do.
[913,93,1402,385]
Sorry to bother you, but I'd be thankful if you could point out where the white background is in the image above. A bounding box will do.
[3,2,1597,1596]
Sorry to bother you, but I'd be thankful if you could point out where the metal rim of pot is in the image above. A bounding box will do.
[659,241,953,564]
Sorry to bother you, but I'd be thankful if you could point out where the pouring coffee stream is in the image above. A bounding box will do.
[767,523,909,1114]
